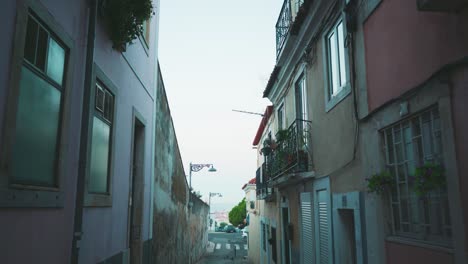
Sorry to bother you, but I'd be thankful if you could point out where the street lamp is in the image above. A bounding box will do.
[188,162,216,193]
[209,192,222,231]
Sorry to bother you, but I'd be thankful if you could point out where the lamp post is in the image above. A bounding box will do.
[187,163,216,264]
[189,162,216,193]
[209,192,222,231]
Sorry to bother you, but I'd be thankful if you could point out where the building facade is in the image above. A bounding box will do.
[0,1,209,264]
[254,0,467,263]
[243,178,261,264]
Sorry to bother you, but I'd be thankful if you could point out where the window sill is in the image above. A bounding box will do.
[0,188,64,208]
[386,236,453,254]
[325,84,351,112]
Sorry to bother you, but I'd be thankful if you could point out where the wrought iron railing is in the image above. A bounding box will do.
[266,119,312,180]
[256,163,273,199]
[275,0,292,58]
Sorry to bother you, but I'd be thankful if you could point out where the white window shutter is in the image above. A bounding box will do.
[300,192,314,264]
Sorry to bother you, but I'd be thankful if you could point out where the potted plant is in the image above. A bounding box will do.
[366,171,395,195]
[413,163,445,196]
[101,0,153,51]
[276,129,289,143]
[261,138,276,156]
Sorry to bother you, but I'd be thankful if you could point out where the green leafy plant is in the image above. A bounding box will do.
[276,129,289,142]
[102,0,153,51]
[366,171,395,195]
[261,138,277,156]
[228,198,246,227]
[413,163,445,196]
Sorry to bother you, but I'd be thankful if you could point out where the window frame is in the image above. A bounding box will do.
[139,19,150,55]
[294,72,308,122]
[382,106,452,246]
[277,102,285,131]
[83,64,118,207]
[0,0,74,208]
[322,13,351,112]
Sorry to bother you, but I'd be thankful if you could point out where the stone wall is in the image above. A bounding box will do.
[152,68,208,263]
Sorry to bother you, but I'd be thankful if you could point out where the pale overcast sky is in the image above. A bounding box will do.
[159,0,282,212]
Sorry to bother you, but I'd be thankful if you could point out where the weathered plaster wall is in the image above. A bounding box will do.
[386,241,453,264]
[306,40,362,193]
[152,71,208,263]
[364,0,468,112]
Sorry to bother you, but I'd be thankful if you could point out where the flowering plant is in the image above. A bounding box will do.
[366,171,395,195]
[413,163,445,196]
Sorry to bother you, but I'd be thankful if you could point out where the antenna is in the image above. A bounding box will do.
[232,109,264,117]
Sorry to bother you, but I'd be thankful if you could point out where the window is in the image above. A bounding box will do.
[327,19,347,98]
[277,104,285,130]
[295,74,307,121]
[383,107,451,245]
[262,223,267,251]
[89,82,114,194]
[141,20,150,47]
[10,13,67,188]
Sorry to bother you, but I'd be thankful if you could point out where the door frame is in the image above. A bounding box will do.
[332,191,367,264]
[128,108,147,264]
[280,196,292,264]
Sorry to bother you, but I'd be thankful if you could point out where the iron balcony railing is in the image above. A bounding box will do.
[265,119,312,181]
[275,0,292,58]
[256,163,273,199]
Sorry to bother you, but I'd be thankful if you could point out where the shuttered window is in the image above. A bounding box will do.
[300,192,314,263]
[317,190,329,264]
[314,177,332,264]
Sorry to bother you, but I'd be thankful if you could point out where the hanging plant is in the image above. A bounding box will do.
[261,138,277,156]
[101,0,153,51]
[276,129,289,143]
[413,163,445,196]
[366,171,395,195]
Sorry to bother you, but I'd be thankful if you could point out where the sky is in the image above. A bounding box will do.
[158,0,283,212]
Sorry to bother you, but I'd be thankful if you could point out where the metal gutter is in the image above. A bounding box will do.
[71,1,97,263]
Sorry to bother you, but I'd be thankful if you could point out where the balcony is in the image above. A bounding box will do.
[263,119,312,182]
[256,163,274,200]
[275,0,292,58]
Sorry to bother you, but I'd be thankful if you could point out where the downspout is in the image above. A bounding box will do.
[71,1,97,263]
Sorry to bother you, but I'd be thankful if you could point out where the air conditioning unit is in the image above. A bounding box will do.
[417,0,468,12]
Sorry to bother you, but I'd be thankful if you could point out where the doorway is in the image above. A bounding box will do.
[128,115,145,264]
[338,209,357,264]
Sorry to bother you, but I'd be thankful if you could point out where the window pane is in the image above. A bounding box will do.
[104,90,114,122]
[24,17,38,64]
[337,21,347,87]
[89,117,111,193]
[11,66,61,186]
[36,27,48,71]
[328,32,339,96]
[46,38,65,86]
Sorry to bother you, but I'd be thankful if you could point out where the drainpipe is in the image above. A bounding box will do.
[71,0,97,263]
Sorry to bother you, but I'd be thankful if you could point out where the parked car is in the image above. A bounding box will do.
[225,225,235,233]
[241,227,248,239]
